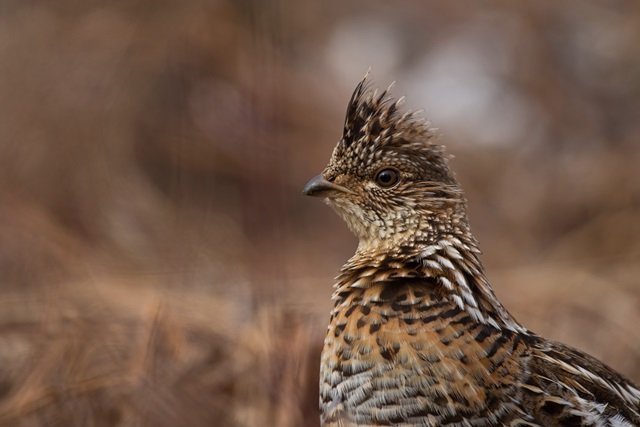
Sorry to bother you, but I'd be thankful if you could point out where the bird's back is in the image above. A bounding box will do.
[523,340,640,426]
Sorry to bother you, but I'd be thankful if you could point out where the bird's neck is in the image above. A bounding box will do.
[351,203,473,253]
[337,233,525,333]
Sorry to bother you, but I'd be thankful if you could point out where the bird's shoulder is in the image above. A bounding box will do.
[517,336,640,426]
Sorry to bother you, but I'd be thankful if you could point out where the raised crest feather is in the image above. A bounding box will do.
[340,74,434,151]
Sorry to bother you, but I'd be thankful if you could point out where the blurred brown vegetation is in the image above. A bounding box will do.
[0,1,639,426]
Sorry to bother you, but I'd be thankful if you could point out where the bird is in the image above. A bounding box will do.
[302,76,640,427]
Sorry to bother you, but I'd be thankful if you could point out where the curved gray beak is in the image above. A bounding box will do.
[302,174,352,197]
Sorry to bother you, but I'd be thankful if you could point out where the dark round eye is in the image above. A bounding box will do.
[374,168,400,188]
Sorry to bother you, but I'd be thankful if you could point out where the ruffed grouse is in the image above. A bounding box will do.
[303,77,640,427]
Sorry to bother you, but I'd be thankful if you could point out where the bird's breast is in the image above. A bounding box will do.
[319,282,526,426]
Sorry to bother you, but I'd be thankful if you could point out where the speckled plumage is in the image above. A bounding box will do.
[304,77,640,427]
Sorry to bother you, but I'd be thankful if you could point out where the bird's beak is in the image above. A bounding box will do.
[302,174,352,197]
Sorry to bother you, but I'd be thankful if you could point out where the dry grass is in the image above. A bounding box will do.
[0,277,323,427]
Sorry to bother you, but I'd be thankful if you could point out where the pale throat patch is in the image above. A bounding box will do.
[325,196,427,252]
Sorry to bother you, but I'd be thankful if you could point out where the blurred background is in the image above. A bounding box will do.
[0,1,639,426]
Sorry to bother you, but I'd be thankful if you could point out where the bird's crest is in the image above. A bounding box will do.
[330,74,453,186]
[341,75,434,151]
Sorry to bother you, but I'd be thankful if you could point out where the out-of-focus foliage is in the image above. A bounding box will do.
[0,1,639,426]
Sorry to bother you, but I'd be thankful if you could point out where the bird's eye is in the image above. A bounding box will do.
[374,168,400,188]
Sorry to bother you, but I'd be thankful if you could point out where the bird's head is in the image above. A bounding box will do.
[304,78,469,254]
